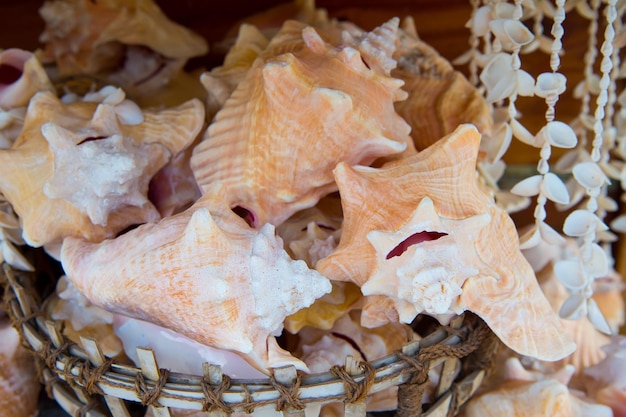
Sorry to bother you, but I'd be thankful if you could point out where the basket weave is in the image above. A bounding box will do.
[3,263,498,417]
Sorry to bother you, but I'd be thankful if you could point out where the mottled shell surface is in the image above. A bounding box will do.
[39,0,208,75]
[191,20,410,227]
[61,194,332,372]
[317,124,574,361]
[0,91,204,247]
[392,25,493,152]
[0,323,40,417]
[0,49,53,109]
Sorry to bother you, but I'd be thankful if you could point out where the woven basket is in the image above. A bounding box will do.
[2,262,499,417]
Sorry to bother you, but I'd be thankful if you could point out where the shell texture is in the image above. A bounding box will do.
[584,336,626,417]
[191,19,411,227]
[60,193,332,372]
[0,91,204,247]
[316,124,575,361]
[39,0,208,75]
[391,23,493,152]
[0,49,53,109]
[0,323,40,417]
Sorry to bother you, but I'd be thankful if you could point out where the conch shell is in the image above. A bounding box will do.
[61,193,332,372]
[0,49,53,109]
[391,21,493,152]
[0,91,204,247]
[39,0,208,76]
[191,19,410,227]
[317,124,574,361]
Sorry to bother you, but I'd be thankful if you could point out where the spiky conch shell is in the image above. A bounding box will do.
[317,124,574,362]
[191,19,411,227]
[61,193,332,373]
[390,19,493,152]
[0,91,204,248]
[38,0,208,75]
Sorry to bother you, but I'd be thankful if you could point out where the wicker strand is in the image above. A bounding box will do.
[395,318,490,417]
[134,369,170,406]
[44,340,75,371]
[76,399,99,417]
[270,372,306,411]
[240,384,256,414]
[83,358,113,396]
[329,361,375,403]
[201,373,233,414]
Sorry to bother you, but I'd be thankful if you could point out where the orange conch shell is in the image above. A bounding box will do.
[391,20,493,152]
[39,0,207,75]
[317,124,574,361]
[0,49,53,109]
[61,194,332,373]
[0,91,204,247]
[191,19,410,227]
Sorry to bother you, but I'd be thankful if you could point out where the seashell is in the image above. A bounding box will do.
[191,20,410,227]
[488,19,535,51]
[114,315,266,379]
[0,322,41,417]
[0,91,204,247]
[0,49,53,108]
[480,53,535,103]
[534,72,567,98]
[584,336,626,417]
[392,24,493,152]
[0,107,26,149]
[45,276,123,358]
[201,24,270,119]
[316,124,575,361]
[276,195,343,266]
[535,259,611,378]
[298,310,418,414]
[463,367,613,417]
[61,193,332,372]
[39,0,208,76]
[533,121,578,149]
[148,135,203,218]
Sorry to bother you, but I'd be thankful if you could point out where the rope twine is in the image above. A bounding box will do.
[330,361,376,403]
[201,374,234,414]
[395,317,491,417]
[270,372,306,411]
[134,369,171,406]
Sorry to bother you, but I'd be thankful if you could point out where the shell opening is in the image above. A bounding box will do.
[331,331,368,361]
[77,136,108,145]
[386,231,448,259]
[0,64,22,85]
[232,206,256,228]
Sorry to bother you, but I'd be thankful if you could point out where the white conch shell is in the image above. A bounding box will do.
[61,194,332,373]
[191,20,410,227]
[0,49,53,108]
[317,125,575,361]
[114,316,266,379]
[0,91,204,247]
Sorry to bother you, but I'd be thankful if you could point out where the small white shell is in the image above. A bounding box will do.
[535,121,578,149]
[534,72,567,98]
[489,19,534,50]
[573,162,610,189]
[541,172,570,205]
[510,174,542,197]
[559,292,587,320]
[563,210,608,237]
[554,259,587,291]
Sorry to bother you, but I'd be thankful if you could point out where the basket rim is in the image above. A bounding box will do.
[3,263,495,416]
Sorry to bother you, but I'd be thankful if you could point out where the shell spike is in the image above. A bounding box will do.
[302,26,327,54]
[355,17,400,75]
